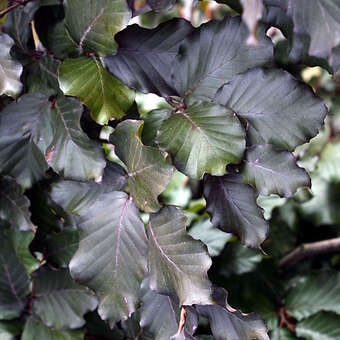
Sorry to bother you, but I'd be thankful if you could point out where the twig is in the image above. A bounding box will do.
[0,0,35,19]
[279,237,340,269]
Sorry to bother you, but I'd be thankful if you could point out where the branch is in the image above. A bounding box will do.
[279,237,340,269]
[0,0,35,19]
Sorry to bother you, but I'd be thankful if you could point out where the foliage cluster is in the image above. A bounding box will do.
[0,0,340,339]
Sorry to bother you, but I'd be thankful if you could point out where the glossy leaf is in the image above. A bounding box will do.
[27,55,60,96]
[204,174,268,248]
[0,320,22,340]
[46,96,106,180]
[59,57,135,125]
[139,279,198,340]
[0,33,22,98]
[69,191,148,326]
[285,271,340,320]
[217,68,327,151]
[33,267,98,329]
[21,316,83,340]
[0,177,34,231]
[0,93,52,189]
[295,312,340,340]
[0,229,30,320]
[172,15,273,100]
[242,144,310,197]
[104,19,193,97]
[156,101,245,179]
[110,120,174,212]
[148,206,213,305]
[64,0,131,55]
[196,287,269,340]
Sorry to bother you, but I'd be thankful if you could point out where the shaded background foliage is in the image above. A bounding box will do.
[0,0,340,339]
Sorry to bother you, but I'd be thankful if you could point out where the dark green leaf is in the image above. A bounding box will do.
[59,57,135,125]
[104,19,193,97]
[45,228,79,267]
[21,316,83,340]
[0,33,22,98]
[270,327,298,340]
[0,229,30,320]
[47,96,106,181]
[204,174,268,248]
[242,144,310,197]
[148,206,213,305]
[27,55,60,96]
[0,177,34,231]
[33,267,98,329]
[64,0,131,55]
[172,15,273,100]
[7,228,38,275]
[285,271,340,320]
[156,101,245,179]
[3,1,40,52]
[0,93,53,188]
[216,68,327,150]
[69,191,148,326]
[218,242,262,277]
[46,21,79,59]
[196,287,269,340]
[0,320,22,340]
[110,120,174,212]
[295,312,340,340]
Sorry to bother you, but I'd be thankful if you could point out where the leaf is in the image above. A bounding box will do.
[285,271,340,320]
[103,18,193,97]
[47,96,106,181]
[204,174,268,248]
[46,21,79,59]
[0,320,22,340]
[110,120,174,212]
[0,33,22,98]
[295,312,340,340]
[58,56,135,125]
[299,176,340,225]
[139,279,198,340]
[216,68,327,151]
[0,177,34,231]
[189,219,231,257]
[27,55,61,96]
[21,316,83,340]
[0,93,52,189]
[172,15,273,101]
[270,327,298,340]
[33,267,98,329]
[196,287,269,340]
[45,228,79,267]
[64,0,131,55]
[218,242,262,277]
[148,206,213,305]
[240,0,264,45]
[3,1,40,52]
[7,229,38,275]
[0,229,30,320]
[317,140,340,183]
[156,101,245,179]
[242,144,310,197]
[266,0,340,73]
[69,191,148,326]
